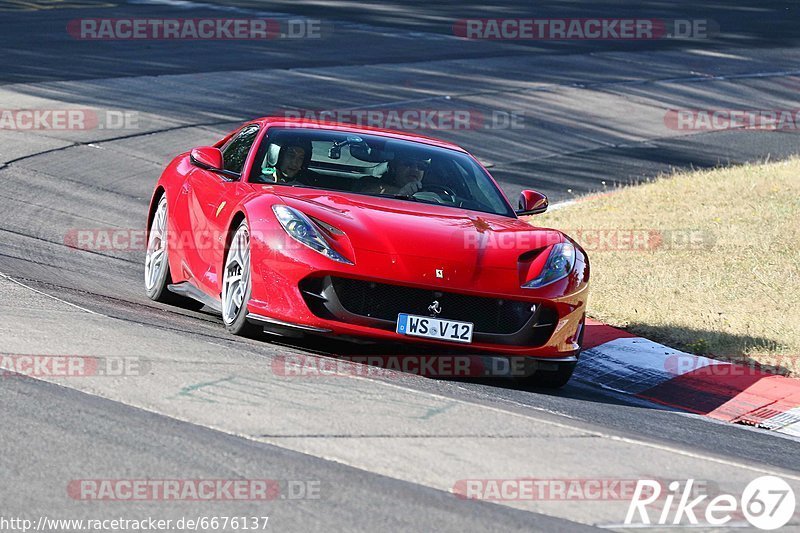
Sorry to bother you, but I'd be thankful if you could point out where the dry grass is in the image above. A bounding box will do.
[528,158,800,375]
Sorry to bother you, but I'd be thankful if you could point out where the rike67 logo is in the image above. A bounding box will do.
[626,477,796,530]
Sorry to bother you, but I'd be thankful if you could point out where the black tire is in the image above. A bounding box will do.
[222,220,262,338]
[144,196,204,310]
[523,315,584,388]
[525,361,577,388]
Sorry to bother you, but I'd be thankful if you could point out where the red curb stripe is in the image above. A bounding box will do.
[713,379,800,423]
[581,319,800,432]
[582,318,636,350]
[635,367,800,421]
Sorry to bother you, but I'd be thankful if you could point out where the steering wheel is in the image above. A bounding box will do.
[418,184,457,203]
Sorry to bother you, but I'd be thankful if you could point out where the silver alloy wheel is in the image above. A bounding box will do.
[222,223,251,325]
[144,197,168,291]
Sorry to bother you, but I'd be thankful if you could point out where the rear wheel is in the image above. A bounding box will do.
[221,220,261,337]
[144,195,203,309]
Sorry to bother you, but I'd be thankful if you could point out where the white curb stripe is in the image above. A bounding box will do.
[770,408,800,437]
[575,336,726,395]
[577,334,800,437]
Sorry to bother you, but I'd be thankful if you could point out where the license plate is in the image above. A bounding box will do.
[396,313,474,344]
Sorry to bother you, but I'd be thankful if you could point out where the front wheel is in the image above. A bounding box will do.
[221,220,261,337]
[524,361,576,388]
[523,317,584,388]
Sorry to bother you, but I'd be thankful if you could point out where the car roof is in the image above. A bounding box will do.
[253,117,468,153]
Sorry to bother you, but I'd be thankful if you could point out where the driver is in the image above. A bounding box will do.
[260,138,314,184]
[363,150,429,195]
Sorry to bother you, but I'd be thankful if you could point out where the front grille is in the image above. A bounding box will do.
[329,277,536,335]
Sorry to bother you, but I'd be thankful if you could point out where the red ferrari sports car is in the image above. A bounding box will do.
[145,118,589,386]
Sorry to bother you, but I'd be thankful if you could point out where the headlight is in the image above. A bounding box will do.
[272,205,352,264]
[523,242,575,288]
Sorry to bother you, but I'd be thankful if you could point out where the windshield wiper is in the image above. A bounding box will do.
[287,183,324,189]
[372,193,421,202]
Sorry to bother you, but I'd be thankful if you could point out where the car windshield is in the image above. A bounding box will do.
[249,127,515,217]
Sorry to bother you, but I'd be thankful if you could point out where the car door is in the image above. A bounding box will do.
[186,124,260,296]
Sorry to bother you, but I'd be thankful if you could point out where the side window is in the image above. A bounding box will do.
[222,125,260,174]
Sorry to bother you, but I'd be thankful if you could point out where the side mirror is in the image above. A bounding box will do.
[190,146,224,170]
[516,190,548,215]
[190,146,240,181]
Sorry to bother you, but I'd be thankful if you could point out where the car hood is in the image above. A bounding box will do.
[276,190,564,270]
